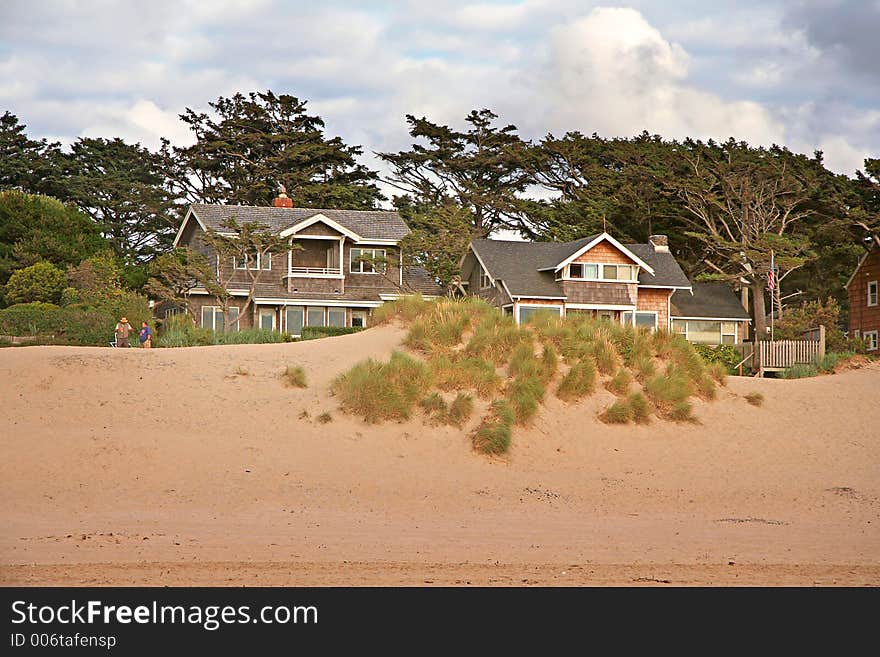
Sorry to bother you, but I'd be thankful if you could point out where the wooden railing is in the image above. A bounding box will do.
[758,339,821,369]
[285,267,342,277]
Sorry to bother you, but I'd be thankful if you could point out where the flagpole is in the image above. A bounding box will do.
[770,250,775,342]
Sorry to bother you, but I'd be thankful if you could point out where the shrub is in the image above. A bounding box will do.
[5,261,66,304]
[300,326,364,340]
[214,328,286,344]
[281,365,307,388]
[472,400,514,455]
[447,393,474,427]
[605,368,632,396]
[779,363,819,379]
[0,302,64,336]
[331,350,432,423]
[693,343,740,373]
[744,392,764,406]
[774,297,849,352]
[693,374,718,400]
[644,367,692,413]
[556,358,597,402]
[156,314,214,347]
[816,351,854,374]
[600,400,632,424]
[430,353,500,398]
[628,392,652,424]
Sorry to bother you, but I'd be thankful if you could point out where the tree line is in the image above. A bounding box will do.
[1,90,878,336]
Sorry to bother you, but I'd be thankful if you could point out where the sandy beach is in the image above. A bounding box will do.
[1,327,878,586]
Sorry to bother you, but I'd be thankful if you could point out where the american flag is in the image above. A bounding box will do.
[767,252,776,290]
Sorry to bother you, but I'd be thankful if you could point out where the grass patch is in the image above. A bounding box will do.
[506,374,546,426]
[744,391,764,406]
[779,363,819,379]
[447,393,474,428]
[600,399,633,424]
[816,351,854,373]
[472,400,514,455]
[419,392,447,414]
[628,392,652,424]
[430,353,500,398]
[632,353,656,382]
[590,337,619,375]
[465,315,528,366]
[331,350,432,423]
[316,411,333,424]
[669,400,696,423]
[707,361,728,385]
[605,368,632,396]
[556,358,597,402]
[371,294,431,325]
[280,364,307,388]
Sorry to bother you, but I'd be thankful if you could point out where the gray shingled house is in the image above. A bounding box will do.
[169,193,441,335]
[461,233,751,345]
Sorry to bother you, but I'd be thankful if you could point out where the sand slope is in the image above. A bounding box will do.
[1,326,878,586]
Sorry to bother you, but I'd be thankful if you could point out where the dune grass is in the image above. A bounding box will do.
[600,399,633,424]
[605,368,632,396]
[472,400,514,455]
[280,364,307,388]
[430,352,501,398]
[447,393,475,428]
[556,358,597,402]
[628,391,652,424]
[744,391,764,406]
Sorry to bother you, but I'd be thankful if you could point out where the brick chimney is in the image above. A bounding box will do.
[273,185,293,208]
[649,234,669,252]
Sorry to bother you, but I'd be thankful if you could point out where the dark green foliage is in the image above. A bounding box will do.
[779,363,820,379]
[693,343,740,372]
[300,326,364,340]
[0,302,64,336]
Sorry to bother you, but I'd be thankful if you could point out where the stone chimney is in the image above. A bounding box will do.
[649,234,669,252]
[273,185,293,208]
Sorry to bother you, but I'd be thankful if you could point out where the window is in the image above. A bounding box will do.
[517,304,562,325]
[869,281,878,307]
[622,311,658,330]
[328,308,346,327]
[480,266,492,289]
[672,319,737,344]
[307,306,326,327]
[864,331,878,351]
[566,262,634,281]
[201,305,239,331]
[351,311,368,328]
[350,248,387,274]
[286,307,304,336]
[234,252,271,270]
[259,309,275,331]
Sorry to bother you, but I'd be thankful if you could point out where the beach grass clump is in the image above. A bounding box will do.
[280,364,307,388]
[430,353,501,398]
[707,361,729,385]
[744,391,764,406]
[506,374,546,426]
[694,374,718,400]
[644,366,693,416]
[556,358,597,402]
[420,391,448,415]
[600,399,633,424]
[780,363,819,379]
[652,329,679,358]
[331,350,432,423]
[464,315,527,366]
[628,391,652,424]
[632,353,656,382]
[590,336,619,375]
[669,400,696,423]
[605,368,632,396]
[371,294,430,325]
[472,400,514,455]
[446,393,474,427]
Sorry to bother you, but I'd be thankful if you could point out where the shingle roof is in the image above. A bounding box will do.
[471,236,692,298]
[190,203,410,241]
[671,282,751,320]
[403,266,444,296]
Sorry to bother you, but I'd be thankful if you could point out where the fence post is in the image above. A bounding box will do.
[818,325,826,360]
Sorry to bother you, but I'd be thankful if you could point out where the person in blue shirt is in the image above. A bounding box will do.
[138,321,153,348]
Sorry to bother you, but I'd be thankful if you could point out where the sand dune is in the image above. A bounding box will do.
[1,326,878,586]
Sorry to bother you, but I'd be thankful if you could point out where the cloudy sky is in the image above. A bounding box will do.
[1,0,878,183]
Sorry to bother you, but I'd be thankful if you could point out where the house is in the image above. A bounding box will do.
[170,192,442,335]
[670,282,751,345]
[845,244,879,351]
[461,233,750,344]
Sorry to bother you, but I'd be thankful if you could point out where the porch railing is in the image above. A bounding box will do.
[285,267,342,277]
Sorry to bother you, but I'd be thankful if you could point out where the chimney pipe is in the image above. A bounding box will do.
[273,185,293,208]
[649,234,669,252]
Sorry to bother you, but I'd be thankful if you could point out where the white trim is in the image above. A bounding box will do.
[511,295,567,300]
[189,288,251,297]
[671,318,741,345]
[255,298,384,308]
[287,234,344,240]
[172,207,208,247]
[640,284,692,291]
[845,248,873,288]
[670,315,752,322]
[499,279,515,304]
[349,247,387,274]
[562,262,639,283]
[621,309,659,330]
[354,239,399,246]
[378,293,439,301]
[257,308,277,331]
[279,213,361,241]
[540,233,655,275]
[565,303,636,311]
[868,280,878,307]
[861,330,877,351]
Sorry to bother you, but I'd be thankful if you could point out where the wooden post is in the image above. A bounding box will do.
[818,324,826,360]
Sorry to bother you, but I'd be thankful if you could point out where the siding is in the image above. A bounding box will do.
[636,287,672,328]
[848,248,880,340]
[573,240,635,265]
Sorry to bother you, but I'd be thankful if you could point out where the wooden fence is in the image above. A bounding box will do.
[754,325,826,375]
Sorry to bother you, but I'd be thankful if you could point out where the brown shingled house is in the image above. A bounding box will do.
[846,244,879,352]
[461,233,751,344]
[169,194,442,335]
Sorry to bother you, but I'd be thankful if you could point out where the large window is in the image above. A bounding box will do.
[864,330,878,351]
[307,306,326,327]
[517,304,563,325]
[258,309,275,331]
[234,252,271,271]
[328,308,346,327]
[566,262,636,282]
[201,305,239,331]
[622,311,658,330]
[286,307,304,336]
[350,248,387,274]
[672,319,737,345]
[869,281,878,307]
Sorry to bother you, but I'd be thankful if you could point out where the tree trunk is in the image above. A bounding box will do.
[751,280,767,341]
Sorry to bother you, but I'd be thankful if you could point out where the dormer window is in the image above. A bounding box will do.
[564,263,637,282]
[480,267,492,289]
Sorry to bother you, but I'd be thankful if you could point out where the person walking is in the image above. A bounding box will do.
[138,321,153,348]
[114,317,133,347]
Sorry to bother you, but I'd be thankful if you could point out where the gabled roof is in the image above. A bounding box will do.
[670,282,751,321]
[845,243,876,288]
[278,213,361,241]
[186,203,410,242]
[537,232,655,275]
[470,237,691,299]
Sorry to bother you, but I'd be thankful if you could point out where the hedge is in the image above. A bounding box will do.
[0,303,65,336]
[693,343,741,372]
[300,326,365,340]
